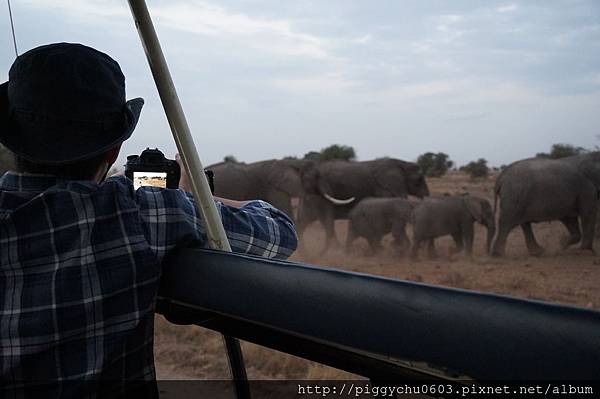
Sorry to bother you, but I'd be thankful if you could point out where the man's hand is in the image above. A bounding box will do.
[175,153,192,193]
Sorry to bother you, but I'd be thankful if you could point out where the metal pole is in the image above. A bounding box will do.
[127,0,231,252]
[126,1,249,398]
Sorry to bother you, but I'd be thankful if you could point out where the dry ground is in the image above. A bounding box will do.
[154,171,600,379]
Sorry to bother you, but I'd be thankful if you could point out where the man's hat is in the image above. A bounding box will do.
[0,42,143,164]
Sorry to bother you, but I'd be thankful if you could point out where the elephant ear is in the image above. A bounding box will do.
[578,157,600,189]
[463,196,484,224]
[373,161,408,197]
[267,162,303,197]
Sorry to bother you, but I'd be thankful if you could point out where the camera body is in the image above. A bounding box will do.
[125,148,215,193]
[125,148,180,189]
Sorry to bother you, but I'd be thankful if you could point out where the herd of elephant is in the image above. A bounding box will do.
[210,152,600,259]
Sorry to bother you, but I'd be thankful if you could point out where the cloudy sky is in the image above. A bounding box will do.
[1,0,599,167]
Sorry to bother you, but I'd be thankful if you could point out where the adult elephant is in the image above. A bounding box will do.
[491,152,600,257]
[207,159,307,221]
[297,158,429,250]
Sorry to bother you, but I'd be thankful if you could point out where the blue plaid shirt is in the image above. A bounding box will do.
[0,172,297,397]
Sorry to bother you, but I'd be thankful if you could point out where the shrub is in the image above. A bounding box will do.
[303,144,356,161]
[303,151,322,161]
[461,158,489,178]
[536,143,586,159]
[223,155,238,163]
[417,152,454,177]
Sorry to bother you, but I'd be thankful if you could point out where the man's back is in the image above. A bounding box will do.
[1,173,161,396]
[0,172,297,397]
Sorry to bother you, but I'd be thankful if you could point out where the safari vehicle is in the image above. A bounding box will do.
[121,3,600,398]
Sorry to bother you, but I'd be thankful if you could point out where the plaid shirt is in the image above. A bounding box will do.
[0,172,297,398]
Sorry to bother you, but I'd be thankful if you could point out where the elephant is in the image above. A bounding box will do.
[296,158,430,251]
[207,159,308,221]
[411,194,495,260]
[346,197,416,254]
[491,153,600,257]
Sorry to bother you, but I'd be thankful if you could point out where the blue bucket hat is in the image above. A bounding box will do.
[0,42,143,164]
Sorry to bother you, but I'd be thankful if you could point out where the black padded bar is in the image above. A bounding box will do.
[158,248,600,380]
[156,303,443,381]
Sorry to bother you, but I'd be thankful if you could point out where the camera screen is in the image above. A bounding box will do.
[133,172,167,190]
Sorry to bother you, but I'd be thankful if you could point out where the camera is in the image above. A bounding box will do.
[125,148,180,189]
[125,148,215,193]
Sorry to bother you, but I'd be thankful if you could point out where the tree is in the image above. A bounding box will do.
[320,144,356,161]
[536,143,586,159]
[417,152,454,177]
[461,158,489,179]
[303,144,357,161]
[223,155,238,163]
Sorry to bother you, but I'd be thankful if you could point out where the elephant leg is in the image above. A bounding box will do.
[581,215,596,252]
[427,238,437,259]
[345,225,355,252]
[579,190,597,252]
[559,216,581,249]
[521,222,544,256]
[367,237,382,254]
[394,239,410,256]
[462,222,474,259]
[491,215,516,257]
[391,237,409,256]
[321,212,338,253]
[391,221,410,255]
[450,232,464,254]
[296,196,318,244]
[410,239,422,261]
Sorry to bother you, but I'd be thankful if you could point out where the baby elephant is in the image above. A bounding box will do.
[411,195,495,260]
[346,197,415,254]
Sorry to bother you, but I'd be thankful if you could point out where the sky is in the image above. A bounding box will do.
[1,0,599,168]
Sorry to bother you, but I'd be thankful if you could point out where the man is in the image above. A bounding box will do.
[0,43,297,397]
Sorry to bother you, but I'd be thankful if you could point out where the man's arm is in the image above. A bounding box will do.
[213,196,249,208]
[120,178,297,262]
[213,197,298,258]
[168,153,297,257]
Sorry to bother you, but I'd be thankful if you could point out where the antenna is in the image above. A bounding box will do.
[7,0,18,57]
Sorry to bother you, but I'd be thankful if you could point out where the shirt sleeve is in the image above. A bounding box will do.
[131,181,298,262]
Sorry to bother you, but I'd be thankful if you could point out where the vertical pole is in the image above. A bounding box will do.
[126,1,249,398]
[127,0,231,252]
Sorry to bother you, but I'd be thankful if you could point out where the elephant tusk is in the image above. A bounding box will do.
[323,193,356,205]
